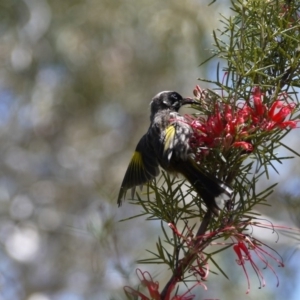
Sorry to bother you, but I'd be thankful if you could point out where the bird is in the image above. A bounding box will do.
[117,91,232,215]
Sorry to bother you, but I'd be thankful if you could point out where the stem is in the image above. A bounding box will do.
[194,210,213,239]
[160,210,213,299]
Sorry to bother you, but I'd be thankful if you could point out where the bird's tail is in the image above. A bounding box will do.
[177,158,232,215]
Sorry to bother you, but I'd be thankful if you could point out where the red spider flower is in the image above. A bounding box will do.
[187,85,298,158]
[189,253,209,282]
[124,268,200,300]
[171,282,203,300]
[249,87,297,130]
[187,102,254,156]
[265,100,297,130]
[124,269,160,300]
[233,235,284,294]
[252,86,266,117]
[169,223,209,286]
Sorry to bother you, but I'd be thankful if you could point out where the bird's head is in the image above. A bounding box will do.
[150,91,197,117]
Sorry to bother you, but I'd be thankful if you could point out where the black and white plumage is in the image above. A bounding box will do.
[118,91,232,215]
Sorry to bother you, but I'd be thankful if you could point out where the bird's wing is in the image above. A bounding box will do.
[163,125,176,161]
[163,115,191,164]
[117,134,159,206]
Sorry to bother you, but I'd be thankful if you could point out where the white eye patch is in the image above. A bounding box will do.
[172,101,179,107]
[170,93,179,100]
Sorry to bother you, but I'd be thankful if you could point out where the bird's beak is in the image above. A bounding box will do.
[181,97,201,106]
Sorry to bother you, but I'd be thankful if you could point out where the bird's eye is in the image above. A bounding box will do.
[170,93,178,100]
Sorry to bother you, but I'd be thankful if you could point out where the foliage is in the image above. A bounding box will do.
[123,1,300,299]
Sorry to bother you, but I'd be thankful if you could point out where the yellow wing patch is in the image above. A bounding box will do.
[164,125,176,157]
[130,151,144,170]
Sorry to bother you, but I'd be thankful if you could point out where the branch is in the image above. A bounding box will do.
[160,210,213,299]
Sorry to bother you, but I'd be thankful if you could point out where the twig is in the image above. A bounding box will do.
[160,210,213,299]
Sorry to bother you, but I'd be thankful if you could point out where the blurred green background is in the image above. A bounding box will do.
[0,0,300,299]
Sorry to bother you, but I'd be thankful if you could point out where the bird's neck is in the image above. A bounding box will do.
[150,108,177,123]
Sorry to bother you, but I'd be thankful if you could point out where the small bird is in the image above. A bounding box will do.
[118,91,232,215]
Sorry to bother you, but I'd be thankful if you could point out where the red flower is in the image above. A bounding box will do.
[171,283,202,300]
[187,85,298,158]
[266,100,297,130]
[169,223,209,283]
[232,141,253,152]
[124,269,160,300]
[233,235,284,294]
[252,86,266,117]
[246,88,297,130]
[124,268,200,300]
